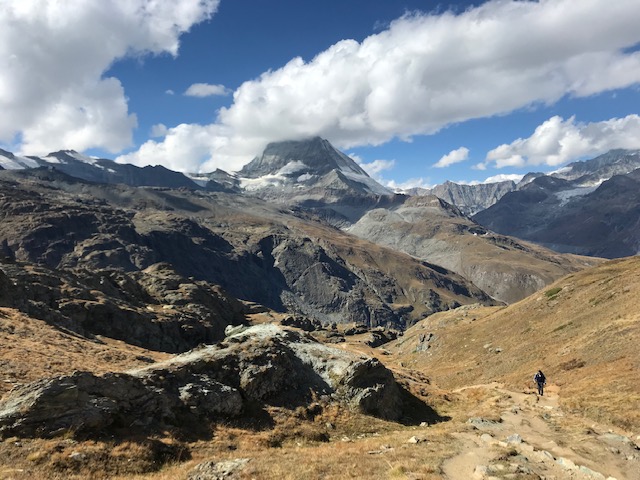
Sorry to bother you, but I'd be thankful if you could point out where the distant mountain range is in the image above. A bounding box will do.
[2,140,637,266]
[473,162,640,258]
[408,180,517,216]
[0,148,207,190]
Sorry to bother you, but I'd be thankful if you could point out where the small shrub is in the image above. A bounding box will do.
[552,321,573,333]
[558,358,586,370]
[544,287,562,299]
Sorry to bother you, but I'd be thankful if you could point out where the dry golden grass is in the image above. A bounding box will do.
[2,257,639,479]
[387,256,640,432]
[0,404,464,480]
[0,307,169,396]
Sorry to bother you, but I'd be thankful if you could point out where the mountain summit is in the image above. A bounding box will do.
[237,137,396,224]
[240,137,368,179]
[239,137,391,195]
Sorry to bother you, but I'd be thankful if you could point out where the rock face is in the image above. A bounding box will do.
[0,325,405,438]
[418,180,517,216]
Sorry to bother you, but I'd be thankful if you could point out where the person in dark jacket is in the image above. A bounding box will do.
[534,370,546,396]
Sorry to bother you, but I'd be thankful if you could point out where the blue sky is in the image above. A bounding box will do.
[2,1,640,189]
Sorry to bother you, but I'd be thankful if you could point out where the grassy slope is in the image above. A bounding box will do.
[1,257,639,479]
[387,256,640,431]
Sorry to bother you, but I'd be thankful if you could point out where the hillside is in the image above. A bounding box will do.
[388,256,640,432]
[0,169,497,337]
[0,260,638,479]
[347,195,601,304]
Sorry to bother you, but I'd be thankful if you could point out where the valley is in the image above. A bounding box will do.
[0,140,638,479]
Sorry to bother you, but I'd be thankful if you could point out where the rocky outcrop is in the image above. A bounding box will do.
[0,325,406,438]
[0,259,246,353]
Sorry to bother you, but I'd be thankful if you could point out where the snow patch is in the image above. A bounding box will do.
[42,155,63,164]
[240,173,286,191]
[297,173,314,182]
[553,186,598,205]
[185,175,210,187]
[67,151,99,165]
[277,160,307,176]
[340,169,392,195]
[0,153,39,170]
[240,161,312,191]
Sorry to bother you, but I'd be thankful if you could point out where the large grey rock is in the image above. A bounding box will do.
[187,458,250,480]
[0,325,407,438]
[0,372,159,437]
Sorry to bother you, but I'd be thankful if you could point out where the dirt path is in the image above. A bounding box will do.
[441,383,639,480]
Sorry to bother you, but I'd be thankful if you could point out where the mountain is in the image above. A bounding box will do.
[474,168,640,258]
[237,138,599,303]
[412,149,640,219]
[347,195,599,304]
[0,143,636,480]
[417,180,517,216]
[237,137,399,224]
[551,148,640,184]
[0,141,602,305]
[0,167,498,337]
[0,148,227,190]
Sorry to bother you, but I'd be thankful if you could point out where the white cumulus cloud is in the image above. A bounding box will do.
[353,157,396,176]
[434,147,470,168]
[184,83,230,97]
[386,178,434,192]
[482,173,525,184]
[150,123,168,138]
[484,114,640,168]
[0,0,219,154]
[121,0,640,173]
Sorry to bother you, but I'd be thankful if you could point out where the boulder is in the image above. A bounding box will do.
[0,325,406,438]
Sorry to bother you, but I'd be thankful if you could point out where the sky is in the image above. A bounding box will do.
[2,0,640,189]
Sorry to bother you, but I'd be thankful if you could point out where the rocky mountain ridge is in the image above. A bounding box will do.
[407,180,517,216]
[0,167,498,340]
[0,139,607,311]
[409,149,640,219]
[474,166,640,257]
[346,194,599,304]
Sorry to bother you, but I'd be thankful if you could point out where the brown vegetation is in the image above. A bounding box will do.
[388,256,640,431]
[1,257,639,479]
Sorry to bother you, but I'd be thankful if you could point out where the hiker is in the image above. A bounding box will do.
[534,370,546,396]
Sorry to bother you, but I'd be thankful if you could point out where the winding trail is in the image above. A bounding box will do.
[441,383,639,480]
